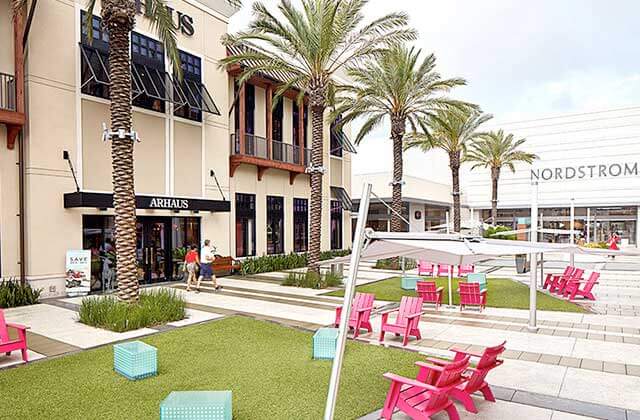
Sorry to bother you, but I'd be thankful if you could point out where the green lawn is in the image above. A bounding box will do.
[325,276,587,313]
[0,317,420,420]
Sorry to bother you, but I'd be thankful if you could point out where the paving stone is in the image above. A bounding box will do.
[466,344,486,354]
[587,332,605,340]
[602,362,626,374]
[518,352,541,362]
[557,322,573,328]
[433,341,453,350]
[569,331,587,339]
[502,349,522,359]
[604,334,624,343]
[552,329,571,337]
[580,359,603,371]
[623,336,640,345]
[626,364,640,377]
[538,354,561,365]
[622,327,639,334]
[491,385,516,401]
[417,339,439,348]
[604,325,622,333]
[559,356,581,368]
[511,390,626,420]
[588,324,605,331]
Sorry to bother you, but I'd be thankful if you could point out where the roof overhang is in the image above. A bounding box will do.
[64,191,230,212]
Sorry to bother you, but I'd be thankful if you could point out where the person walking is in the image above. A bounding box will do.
[184,245,200,292]
[197,239,221,292]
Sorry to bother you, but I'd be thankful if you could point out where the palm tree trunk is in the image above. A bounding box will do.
[491,166,500,226]
[450,152,461,232]
[390,117,405,232]
[307,83,326,275]
[103,3,138,302]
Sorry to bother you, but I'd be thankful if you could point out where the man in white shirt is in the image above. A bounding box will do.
[196,239,220,291]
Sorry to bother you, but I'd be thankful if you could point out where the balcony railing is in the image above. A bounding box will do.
[231,132,310,166]
[0,72,16,111]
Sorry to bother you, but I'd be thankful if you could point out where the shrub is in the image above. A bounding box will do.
[78,288,186,332]
[483,225,517,240]
[374,257,417,271]
[0,278,41,308]
[239,249,351,275]
[584,241,608,249]
[282,270,343,289]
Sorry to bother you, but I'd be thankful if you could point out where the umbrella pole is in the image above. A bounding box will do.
[324,183,372,420]
[448,269,453,307]
[529,182,539,331]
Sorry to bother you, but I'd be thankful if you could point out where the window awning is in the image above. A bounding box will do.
[331,186,353,211]
[131,62,178,104]
[175,78,221,115]
[80,44,109,88]
[64,191,230,212]
[334,130,357,154]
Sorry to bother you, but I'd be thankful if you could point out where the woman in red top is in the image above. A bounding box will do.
[184,245,200,291]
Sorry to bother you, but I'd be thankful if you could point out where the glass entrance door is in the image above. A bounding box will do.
[137,218,171,284]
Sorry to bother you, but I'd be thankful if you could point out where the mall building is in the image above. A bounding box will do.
[462,107,640,247]
[0,0,353,297]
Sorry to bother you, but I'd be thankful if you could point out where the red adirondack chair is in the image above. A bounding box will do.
[418,260,435,276]
[379,296,423,346]
[550,268,584,294]
[0,309,29,363]
[334,292,375,338]
[457,264,474,277]
[564,272,599,300]
[381,355,470,420]
[416,281,444,309]
[543,266,573,290]
[437,264,451,277]
[458,283,487,311]
[423,341,506,413]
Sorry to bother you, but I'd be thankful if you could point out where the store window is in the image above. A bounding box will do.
[272,100,283,142]
[330,115,343,157]
[174,51,203,122]
[292,102,308,147]
[331,200,343,250]
[80,12,110,99]
[293,198,308,252]
[267,196,284,254]
[131,32,167,113]
[83,215,116,292]
[235,193,256,257]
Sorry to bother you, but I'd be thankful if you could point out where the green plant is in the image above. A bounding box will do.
[483,225,517,240]
[584,241,608,249]
[239,249,351,276]
[374,258,417,270]
[0,278,41,308]
[172,247,187,260]
[282,270,343,289]
[78,288,186,332]
[320,249,351,260]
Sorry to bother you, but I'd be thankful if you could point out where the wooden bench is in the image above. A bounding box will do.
[211,255,241,277]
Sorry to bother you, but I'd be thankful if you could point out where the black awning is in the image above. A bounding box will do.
[331,186,353,211]
[80,44,109,88]
[175,78,221,115]
[335,130,357,154]
[64,192,230,212]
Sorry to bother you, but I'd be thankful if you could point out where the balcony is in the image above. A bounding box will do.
[0,72,25,150]
[230,132,310,184]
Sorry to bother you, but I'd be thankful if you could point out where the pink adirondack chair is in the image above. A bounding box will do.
[543,266,573,290]
[334,292,375,338]
[0,309,29,363]
[564,272,599,300]
[416,281,444,309]
[381,355,470,420]
[418,260,435,276]
[437,264,451,277]
[379,296,424,346]
[457,264,474,277]
[458,282,487,311]
[422,341,506,413]
[550,268,584,294]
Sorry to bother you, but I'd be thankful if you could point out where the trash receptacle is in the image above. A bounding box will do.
[515,254,529,273]
[330,262,344,278]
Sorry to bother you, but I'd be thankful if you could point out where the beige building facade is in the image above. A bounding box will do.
[0,0,352,297]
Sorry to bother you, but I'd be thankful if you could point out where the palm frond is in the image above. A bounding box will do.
[146,0,182,80]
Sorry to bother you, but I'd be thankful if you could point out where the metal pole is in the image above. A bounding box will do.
[401,256,405,278]
[447,269,453,306]
[586,207,591,243]
[540,252,544,288]
[446,211,450,234]
[529,181,539,331]
[324,183,372,420]
[570,198,575,266]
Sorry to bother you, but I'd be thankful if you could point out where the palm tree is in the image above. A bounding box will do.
[466,130,538,225]
[405,109,492,232]
[333,46,466,232]
[220,0,416,273]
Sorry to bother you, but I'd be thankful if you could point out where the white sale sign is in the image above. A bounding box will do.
[65,250,91,297]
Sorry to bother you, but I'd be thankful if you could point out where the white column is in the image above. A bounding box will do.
[570,198,575,266]
[445,211,450,234]
[529,181,539,331]
[636,206,640,248]
[586,208,591,243]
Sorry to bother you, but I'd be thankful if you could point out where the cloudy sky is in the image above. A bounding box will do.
[229,1,640,182]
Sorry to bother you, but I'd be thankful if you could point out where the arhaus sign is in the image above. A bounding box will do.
[531,162,639,182]
[148,198,189,209]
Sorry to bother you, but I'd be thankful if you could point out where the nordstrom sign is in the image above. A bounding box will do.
[531,162,639,181]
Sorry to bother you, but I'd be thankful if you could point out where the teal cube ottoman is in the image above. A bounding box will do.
[160,391,232,420]
[313,327,339,360]
[114,340,157,381]
[401,276,421,290]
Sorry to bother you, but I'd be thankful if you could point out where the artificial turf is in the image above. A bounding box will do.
[0,316,421,420]
[325,276,587,313]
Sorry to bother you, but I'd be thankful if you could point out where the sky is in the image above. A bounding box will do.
[229,1,640,183]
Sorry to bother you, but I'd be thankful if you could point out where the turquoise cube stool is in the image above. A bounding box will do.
[467,273,488,292]
[401,276,421,290]
[114,340,157,381]
[313,327,339,360]
[160,391,232,420]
